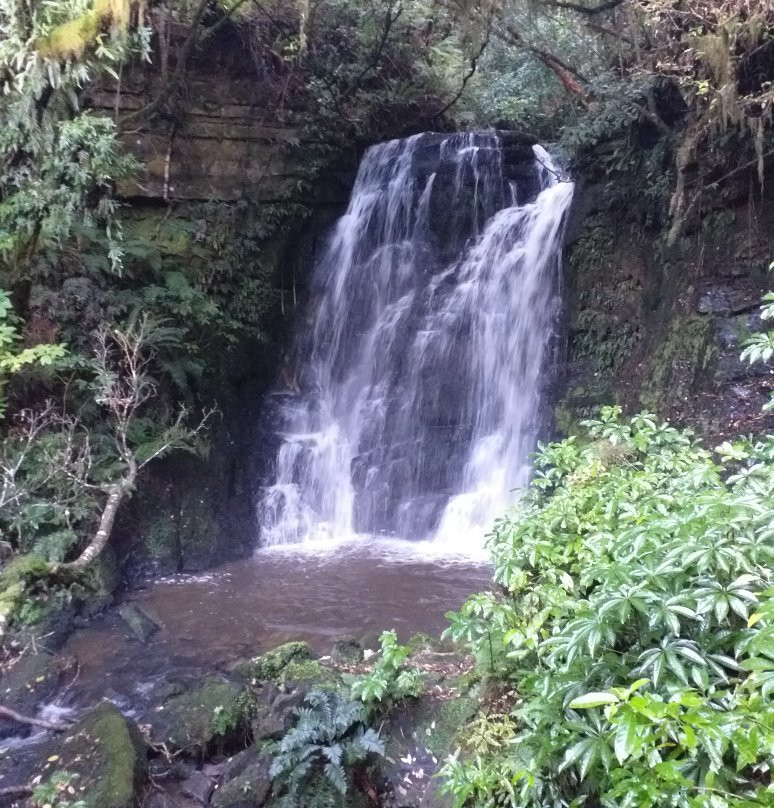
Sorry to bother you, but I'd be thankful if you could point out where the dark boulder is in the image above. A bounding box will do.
[211,746,273,808]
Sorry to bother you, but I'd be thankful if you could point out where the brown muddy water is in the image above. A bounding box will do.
[0,541,490,796]
[59,540,491,713]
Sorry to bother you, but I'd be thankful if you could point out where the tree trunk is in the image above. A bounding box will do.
[61,471,135,573]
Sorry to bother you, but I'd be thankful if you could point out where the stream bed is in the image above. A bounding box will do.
[61,540,491,712]
[0,541,490,797]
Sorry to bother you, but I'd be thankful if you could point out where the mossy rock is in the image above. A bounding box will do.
[233,642,330,686]
[402,692,479,759]
[0,555,54,637]
[281,657,341,689]
[152,676,243,752]
[639,313,713,414]
[553,380,616,439]
[331,634,365,664]
[427,694,479,757]
[0,581,23,637]
[51,701,147,808]
[234,641,310,680]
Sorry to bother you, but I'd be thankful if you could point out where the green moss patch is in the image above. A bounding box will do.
[639,313,713,413]
[0,554,51,590]
[233,641,311,684]
[51,701,146,808]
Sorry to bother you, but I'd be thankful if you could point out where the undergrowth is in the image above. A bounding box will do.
[441,406,774,808]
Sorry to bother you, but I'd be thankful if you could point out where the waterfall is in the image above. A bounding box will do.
[258,132,574,552]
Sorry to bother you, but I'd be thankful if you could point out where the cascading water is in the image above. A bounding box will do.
[258,132,574,552]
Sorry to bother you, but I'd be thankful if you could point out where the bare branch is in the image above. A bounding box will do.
[495,24,591,105]
[537,0,626,15]
[0,704,71,731]
[2,317,213,578]
[0,785,33,798]
[430,15,492,121]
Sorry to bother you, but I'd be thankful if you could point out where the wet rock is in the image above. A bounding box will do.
[48,701,147,808]
[150,676,242,752]
[246,684,305,742]
[77,546,120,619]
[150,677,188,702]
[332,634,365,664]
[232,642,311,684]
[714,313,753,350]
[211,747,272,808]
[181,770,215,804]
[170,759,198,781]
[0,651,70,740]
[202,761,227,778]
[222,745,267,781]
[713,313,771,386]
[145,794,177,808]
[118,602,160,643]
[250,705,290,741]
[270,689,307,716]
[249,698,289,742]
[697,284,758,316]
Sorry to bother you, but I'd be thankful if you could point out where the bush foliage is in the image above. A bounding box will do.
[442,407,774,808]
[351,629,424,710]
[269,688,384,807]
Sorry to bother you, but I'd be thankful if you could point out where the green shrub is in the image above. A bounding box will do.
[351,629,423,709]
[0,290,66,418]
[441,407,774,808]
[268,689,384,808]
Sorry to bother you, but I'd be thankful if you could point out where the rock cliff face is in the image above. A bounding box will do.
[99,36,357,574]
[106,48,547,572]
[107,41,772,572]
[558,146,774,441]
[92,20,354,205]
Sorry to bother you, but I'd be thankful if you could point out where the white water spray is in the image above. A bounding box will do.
[258,133,574,553]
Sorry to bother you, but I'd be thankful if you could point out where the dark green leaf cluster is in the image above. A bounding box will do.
[0,0,149,280]
[351,629,424,710]
[441,406,774,808]
[268,689,384,808]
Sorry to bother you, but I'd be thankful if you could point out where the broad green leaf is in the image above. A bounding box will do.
[568,692,619,709]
